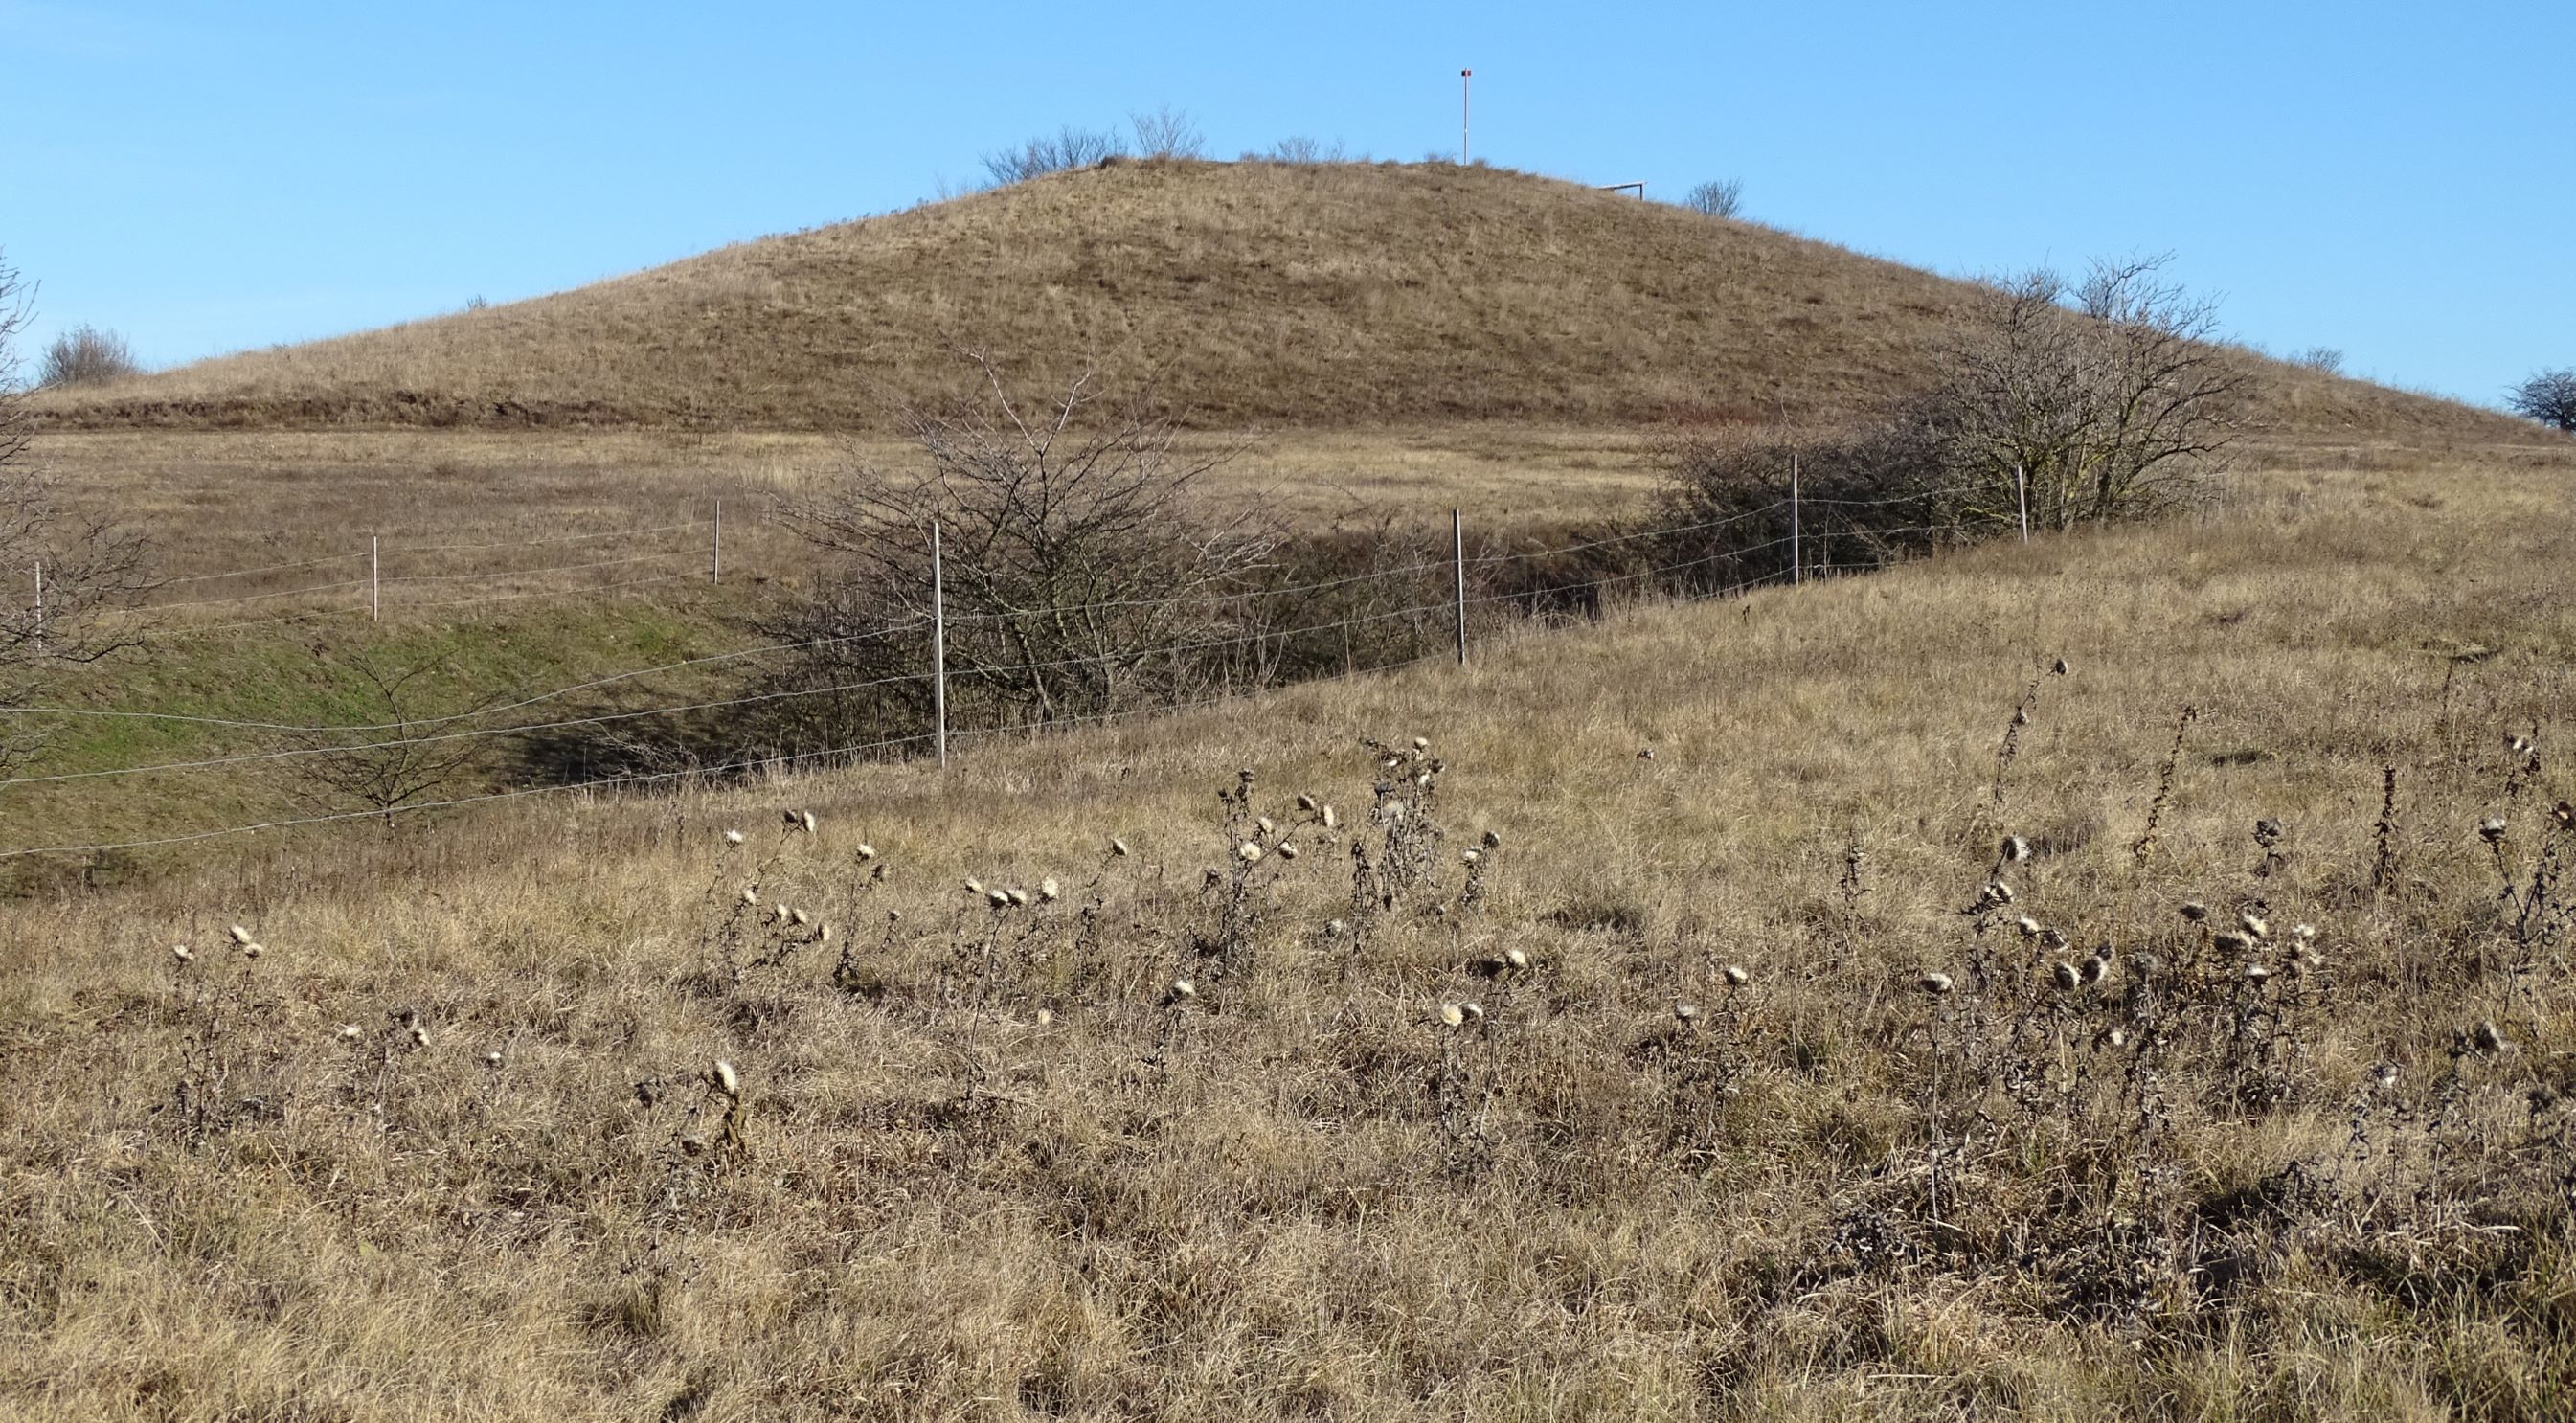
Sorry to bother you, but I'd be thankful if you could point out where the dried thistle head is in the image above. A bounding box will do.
[1006,889,1030,908]
[2000,835,2031,864]
[1673,1000,1700,1023]
[1111,837,1132,857]
[1277,843,1299,861]
[2213,931,2251,955]
[2180,900,2208,922]
[988,890,1013,910]
[2239,912,2269,939]
[723,829,745,846]
[740,888,759,906]
[171,944,193,963]
[2480,816,2508,845]
[1237,843,1263,864]
[1482,829,1503,849]
[712,1060,742,1097]
[1039,877,1061,902]
[229,925,255,946]
[335,1023,361,1042]
[1503,947,1532,972]
[1919,971,1955,996]
[855,843,877,861]
[1438,1002,1465,1028]
[2051,960,2081,991]
[1722,963,1750,987]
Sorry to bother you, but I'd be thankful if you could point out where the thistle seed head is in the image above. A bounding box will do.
[2014,915,2043,939]
[988,890,1012,909]
[1919,972,1955,996]
[1504,947,1531,971]
[1722,963,1750,987]
[1039,877,1060,901]
[1674,1000,1700,1023]
[1322,805,1339,830]
[2239,912,2269,939]
[855,843,877,861]
[2081,955,2111,986]
[1277,843,1299,861]
[1168,978,1196,1001]
[2213,931,2251,954]
[741,888,759,906]
[2180,900,2208,922]
[963,878,983,894]
[2051,960,2081,991]
[2470,1020,2507,1053]
[1462,1002,1485,1022]
[2000,835,2031,864]
[2242,961,2271,983]
[1256,816,1276,836]
[1482,829,1503,848]
[171,945,193,963]
[1412,736,1429,751]
[335,1023,361,1042]
[1438,1002,1465,1028]
[2480,817,2508,844]
[723,829,745,846]
[1460,848,1480,864]
[1295,793,1317,813]
[483,1050,504,1068]
[1111,838,1131,857]
[791,909,811,926]
[1238,842,1263,864]
[229,925,254,946]
[408,1024,431,1049]
[712,1059,741,1096]
[1006,889,1030,908]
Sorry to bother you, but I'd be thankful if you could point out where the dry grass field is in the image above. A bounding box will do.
[27,162,2526,442]
[6,438,2574,1420]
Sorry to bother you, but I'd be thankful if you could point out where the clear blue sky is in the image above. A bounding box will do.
[8,0,2568,408]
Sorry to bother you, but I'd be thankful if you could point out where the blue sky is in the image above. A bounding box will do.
[7,0,2568,408]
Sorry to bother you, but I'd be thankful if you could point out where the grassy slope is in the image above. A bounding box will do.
[4,442,2574,1417]
[32,161,2523,442]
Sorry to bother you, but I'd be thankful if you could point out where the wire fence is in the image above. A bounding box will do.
[0,475,2022,861]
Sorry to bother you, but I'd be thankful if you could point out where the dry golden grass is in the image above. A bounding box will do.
[4,440,2574,1419]
[29,162,2526,444]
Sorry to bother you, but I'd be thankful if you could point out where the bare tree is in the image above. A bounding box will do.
[2507,369,2576,433]
[286,655,499,830]
[2289,346,2344,375]
[0,252,149,773]
[1681,178,1744,217]
[980,124,1127,186]
[775,354,1281,735]
[38,325,140,387]
[1914,255,2248,531]
[1128,105,1205,160]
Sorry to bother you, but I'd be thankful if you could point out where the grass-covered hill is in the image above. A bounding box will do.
[32,161,2522,442]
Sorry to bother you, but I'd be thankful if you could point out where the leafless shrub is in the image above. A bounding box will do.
[1252,136,1344,164]
[2507,368,2576,433]
[0,253,150,773]
[980,124,1126,185]
[774,353,1281,735]
[1918,255,2250,529]
[1680,178,1744,217]
[286,653,503,828]
[1127,105,1204,159]
[37,324,141,387]
[2290,346,2345,374]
